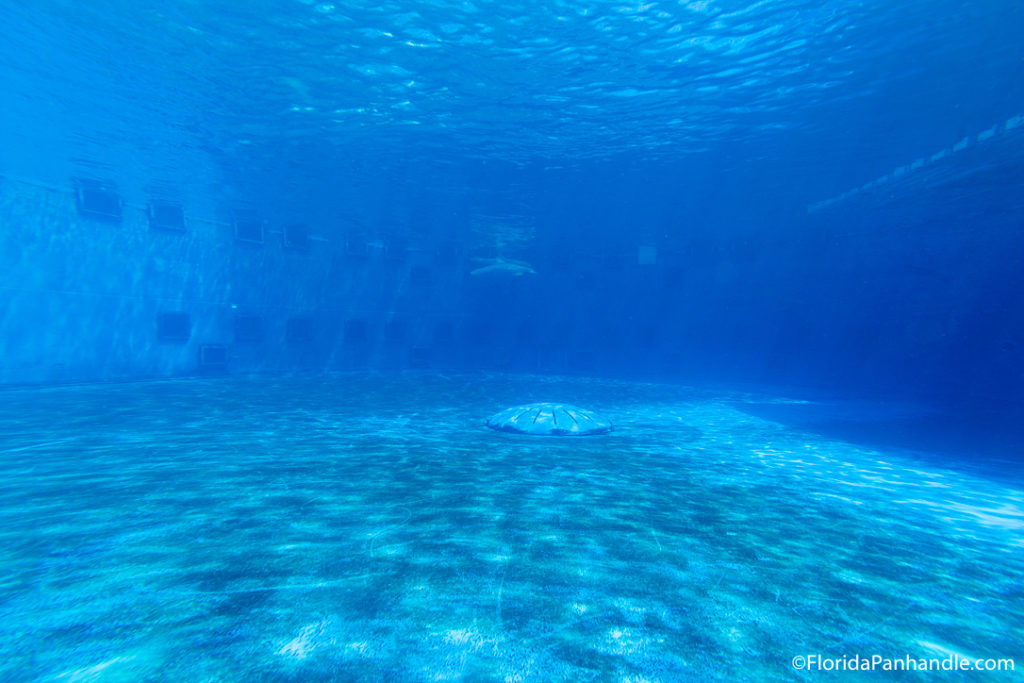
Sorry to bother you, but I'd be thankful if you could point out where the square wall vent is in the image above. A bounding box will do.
[436,242,460,267]
[157,312,191,342]
[282,224,311,252]
[409,347,430,368]
[148,201,185,232]
[637,244,657,265]
[198,344,228,371]
[345,237,367,258]
[410,265,433,287]
[466,320,494,344]
[386,240,407,263]
[385,319,407,345]
[286,316,314,345]
[516,321,537,343]
[75,181,122,222]
[235,218,264,245]
[344,319,368,344]
[433,320,455,346]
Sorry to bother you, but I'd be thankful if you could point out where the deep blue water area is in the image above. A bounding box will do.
[2,0,1023,407]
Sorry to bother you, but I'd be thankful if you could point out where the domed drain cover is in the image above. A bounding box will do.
[485,403,613,436]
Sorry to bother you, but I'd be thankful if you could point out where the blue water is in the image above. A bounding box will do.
[1,0,1023,680]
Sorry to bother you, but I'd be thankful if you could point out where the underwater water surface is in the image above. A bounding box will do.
[0,373,1020,681]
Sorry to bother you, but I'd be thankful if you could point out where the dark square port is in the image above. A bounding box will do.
[436,242,459,267]
[465,320,493,344]
[235,218,264,245]
[344,319,367,345]
[604,246,629,270]
[157,312,190,342]
[386,240,407,263]
[545,248,573,271]
[433,320,455,346]
[282,224,311,252]
[148,201,185,232]
[345,238,367,259]
[410,265,433,287]
[660,265,686,291]
[385,319,407,345]
[636,326,661,349]
[409,347,430,368]
[548,322,571,345]
[599,323,623,348]
[573,270,597,292]
[568,349,596,372]
[198,344,228,371]
[234,315,264,344]
[345,238,385,259]
[286,316,314,345]
[75,182,122,222]
[516,320,537,343]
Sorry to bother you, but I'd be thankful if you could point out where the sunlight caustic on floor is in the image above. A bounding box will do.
[0,374,1020,681]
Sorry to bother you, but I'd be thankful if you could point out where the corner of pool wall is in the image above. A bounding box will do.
[808,113,1024,213]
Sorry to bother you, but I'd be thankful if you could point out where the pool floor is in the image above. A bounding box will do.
[0,373,1021,681]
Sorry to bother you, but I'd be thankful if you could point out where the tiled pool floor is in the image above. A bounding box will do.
[0,373,1020,681]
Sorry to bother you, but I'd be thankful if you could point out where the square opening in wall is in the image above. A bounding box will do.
[198,344,228,371]
[409,346,430,368]
[410,265,433,287]
[434,320,455,346]
[636,326,661,349]
[660,265,685,291]
[345,237,385,259]
[569,348,596,372]
[157,312,191,342]
[345,237,367,258]
[234,315,264,344]
[344,319,368,344]
[235,218,264,245]
[75,182,122,222]
[516,320,537,343]
[436,242,459,267]
[386,240,407,263]
[466,320,494,344]
[148,201,185,232]
[282,224,311,252]
[385,319,407,345]
[286,316,314,345]
[605,247,629,270]
[637,244,657,265]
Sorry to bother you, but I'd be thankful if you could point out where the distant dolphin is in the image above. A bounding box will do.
[470,257,537,277]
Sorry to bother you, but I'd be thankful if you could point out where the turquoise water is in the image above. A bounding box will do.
[1,374,1020,681]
